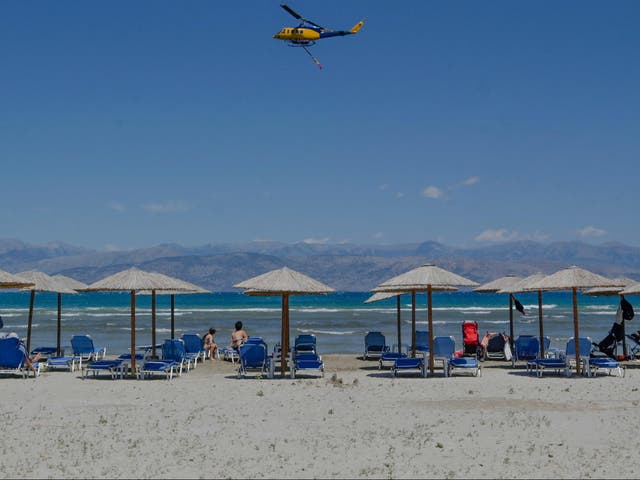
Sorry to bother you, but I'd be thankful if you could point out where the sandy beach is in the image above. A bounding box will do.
[1,355,639,479]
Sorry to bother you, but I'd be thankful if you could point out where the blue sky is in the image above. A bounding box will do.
[1,1,639,250]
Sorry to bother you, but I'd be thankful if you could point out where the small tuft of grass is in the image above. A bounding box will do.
[328,373,344,386]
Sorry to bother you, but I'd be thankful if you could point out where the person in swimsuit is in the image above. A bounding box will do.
[230,321,248,349]
[8,332,42,373]
[203,327,218,359]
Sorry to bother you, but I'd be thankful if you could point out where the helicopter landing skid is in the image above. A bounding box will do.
[287,41,316,47]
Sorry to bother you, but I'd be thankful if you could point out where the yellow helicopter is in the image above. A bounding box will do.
[273,4,364,69]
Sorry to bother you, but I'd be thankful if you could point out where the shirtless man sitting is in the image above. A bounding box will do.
[230,321,248,349]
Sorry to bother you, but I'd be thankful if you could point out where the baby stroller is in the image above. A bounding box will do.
[462,321,485,360]
[595,321,625,359]
[481,332,512,361]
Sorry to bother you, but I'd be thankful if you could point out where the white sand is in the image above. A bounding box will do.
[1,356,639,479]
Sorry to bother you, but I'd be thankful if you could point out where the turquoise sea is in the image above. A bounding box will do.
[0,291,630,355]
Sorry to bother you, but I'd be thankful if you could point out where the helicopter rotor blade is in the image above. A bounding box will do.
[280,4,327,31]
[304,19,327,30]
[280,4,302,20]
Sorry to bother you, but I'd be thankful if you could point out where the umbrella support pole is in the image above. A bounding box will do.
[396,296,402,352]
[572,288,581,375]
[411,292,416,357]
[26,290,35,353]
[622,322,627,360]
[509,294,515,352]
[151,290,157,359]
[537,291,545,358]
[131,290,136,379]
[281,294,289,378]
[428,285,434,374]
[170,295,175,340]
[57,293,62,357]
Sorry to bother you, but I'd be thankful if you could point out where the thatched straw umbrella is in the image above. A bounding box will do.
[53,274,89,291]
[525,266,624,375]
[583,278,636,297]
[373,264,479,374]
[584,277,636,358]
[0,269,35,337]
[85,267,192,376]
[498,273,548,357]
[474,275,523,352]
[620,282,640,296]
[138,276,209,353]
[16,271,77,354]
[0,269,35,289]
[234,267,335,378]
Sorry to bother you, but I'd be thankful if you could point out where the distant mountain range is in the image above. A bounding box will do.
[1,237,639,291]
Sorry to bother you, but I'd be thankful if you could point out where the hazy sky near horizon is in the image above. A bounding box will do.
[2,1,639,250]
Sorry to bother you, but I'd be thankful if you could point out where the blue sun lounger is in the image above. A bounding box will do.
[390,357,427,378]
[432,336,456,376]
[526,356,568,377]
[181,333,208,365]
[221,346,240,363]
[0,336,40,378]
[379,345,408,369]
[512,335,550,367]
[46,356,78,372]
[237,342,271,379]
[527,337,591,377]
[294,334,317,354]
[83,359,126,379]
[364,331,389,360]
[413,330,430,355]
[137,360,178,380]
[70,335,106,368]
[449,356,482,377]
[291,352,324,379]
[157,339,191,375]
[586,357,625,377]
[565,337,593,376]
[379,351,407,369]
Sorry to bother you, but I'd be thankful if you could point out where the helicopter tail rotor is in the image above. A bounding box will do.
[349,19,365,34]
